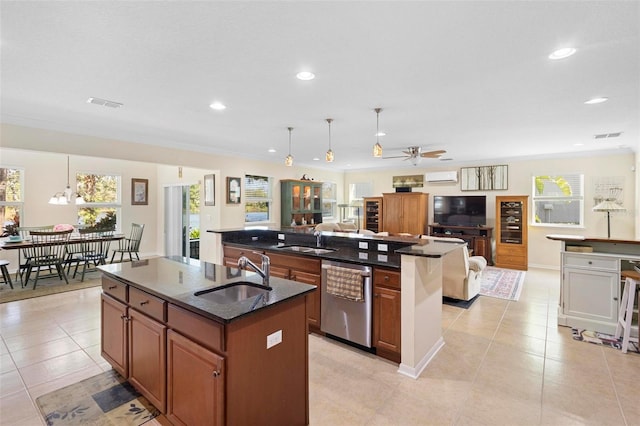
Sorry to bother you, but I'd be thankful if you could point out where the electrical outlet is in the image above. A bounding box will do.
[267,330,282,349]
[359,252,369,260]
[359,241,368,250]
[278,233,285,240]
[377,254,388,262]
[378,243,388,252]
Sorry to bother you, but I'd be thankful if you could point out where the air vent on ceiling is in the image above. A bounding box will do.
[594,132,622,140]
[87,97,123,108]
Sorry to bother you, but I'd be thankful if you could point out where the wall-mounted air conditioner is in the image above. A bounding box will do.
[425,171,458,183]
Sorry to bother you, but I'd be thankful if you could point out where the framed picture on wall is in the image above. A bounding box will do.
[131,178,149,205]
[204,174,215,206]
[226,177,241,204]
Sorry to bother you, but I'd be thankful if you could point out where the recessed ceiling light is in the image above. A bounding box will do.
[296,71,315,81]
[584,97,608,105]
[209,102,226,110]
[313,157,320,161]
[548,47,577,60]
[573,143,584,146]
[268,148,276,153]
[375,132,386,137]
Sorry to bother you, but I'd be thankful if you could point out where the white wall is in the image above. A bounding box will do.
[345,153,636,269]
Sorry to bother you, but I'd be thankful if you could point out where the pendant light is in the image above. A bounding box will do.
[285,127,294,166]
[48,156,86,205]
[325,118,334,162]
[373,107,383,157]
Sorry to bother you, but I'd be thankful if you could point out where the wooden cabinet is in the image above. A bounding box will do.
[101,293,128,377]
[382,192,428,235]
[222,245,264,268]
[167,330,224,426]
[429,225,493,265]
[281,179,323,227]
[266,251,321,332]
[495,195,528,270]
[373,267,401,363]
[363,197,383,233]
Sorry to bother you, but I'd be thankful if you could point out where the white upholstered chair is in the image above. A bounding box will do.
[420,235,487,301]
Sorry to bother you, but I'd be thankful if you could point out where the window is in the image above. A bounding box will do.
[0,167,23,234]
[322,182,337,220]
[532,174,584,227]
[76,173,121,230]
[245,175,272,223]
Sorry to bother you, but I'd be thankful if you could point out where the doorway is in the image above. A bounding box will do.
[164,184,200,259]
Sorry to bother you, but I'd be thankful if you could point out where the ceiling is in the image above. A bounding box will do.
[1,1,638,171]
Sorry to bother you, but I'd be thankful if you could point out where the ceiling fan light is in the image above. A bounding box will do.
[373,142,383,157]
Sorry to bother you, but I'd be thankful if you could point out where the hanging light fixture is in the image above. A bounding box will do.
[285,127,294,166]
[373,107,383,157]
[49,156,85,205]
[325,118,334,162]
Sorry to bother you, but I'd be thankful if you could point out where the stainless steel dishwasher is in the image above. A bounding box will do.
[320,260,373,348]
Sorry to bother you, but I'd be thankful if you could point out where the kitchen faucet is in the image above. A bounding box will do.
[314,230,322,247]
[237,253,270,287]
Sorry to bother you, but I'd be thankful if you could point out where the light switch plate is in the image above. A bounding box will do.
[378,243,388,252]
[267,330,282,349]
[377,254,388,262]
[359,252,369,260]
[278,233,285,240]
[359,241,369,250]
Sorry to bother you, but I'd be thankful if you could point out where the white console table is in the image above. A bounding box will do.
[547,234,640,335]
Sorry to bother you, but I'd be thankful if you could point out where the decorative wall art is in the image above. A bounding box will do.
[226,177,241,204]
[204,174,215,206]
[131,178,149,205]
[461,165,508,191]
[392,174,424,188]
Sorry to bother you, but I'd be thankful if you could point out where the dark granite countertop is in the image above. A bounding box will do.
[98,256,315,324]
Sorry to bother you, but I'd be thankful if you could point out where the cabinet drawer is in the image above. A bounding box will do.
[497,254,526,265]
[102,276,128,302]
[496,245,526,256]
[129,287,166,322]
[564,254,618,271]
[374,268,401,290]
[167,304,224,353]
[223,245,264,264]
[267,251,321,274]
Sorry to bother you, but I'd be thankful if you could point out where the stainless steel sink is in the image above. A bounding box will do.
[194,281,272,303]
[278,245,336,255]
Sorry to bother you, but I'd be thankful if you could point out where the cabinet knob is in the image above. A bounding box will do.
[212,370,221,377]
[384,275,390,281]
[588,261,593,265]
[108,285,117,290]
[120,315,130,322]
[140,300,149,306]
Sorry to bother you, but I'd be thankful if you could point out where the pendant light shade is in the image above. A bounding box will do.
[285,127,294,166]
[325,118,334,162]
[373,108,383,157]
[48,156,85,205]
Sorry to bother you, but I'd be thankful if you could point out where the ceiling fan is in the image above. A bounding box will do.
[383,146,447,164]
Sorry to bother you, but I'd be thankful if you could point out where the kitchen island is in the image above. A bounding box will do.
[98,256,315,426]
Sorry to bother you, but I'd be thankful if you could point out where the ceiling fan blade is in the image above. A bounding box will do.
[420,150,446,158]
[381,155,408,159]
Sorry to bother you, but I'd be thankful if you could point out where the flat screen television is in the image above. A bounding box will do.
[433,195,486,226]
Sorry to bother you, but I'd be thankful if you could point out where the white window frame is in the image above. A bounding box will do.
[76,172,122,231]
[244,174,273,224]
[0,166,24,228]
[531,173,584,228]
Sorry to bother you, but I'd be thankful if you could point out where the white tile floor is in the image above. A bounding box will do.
[1,268,638,425]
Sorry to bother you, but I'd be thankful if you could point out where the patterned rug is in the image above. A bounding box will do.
[572,328,640,354]
[36,369,161,425]
[479,266,525,301]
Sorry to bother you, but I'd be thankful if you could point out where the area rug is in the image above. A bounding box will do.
[479,266,525,301]
[572,328,639,355]
[0,270,102,304]
[36,369,162,425]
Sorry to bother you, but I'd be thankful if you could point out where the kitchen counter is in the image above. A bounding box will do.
[98,256,316,323]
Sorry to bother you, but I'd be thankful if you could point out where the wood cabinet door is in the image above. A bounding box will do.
[101,294,128,377]
[270,265,289,279]
[383,195,403,234]
[128,309,167,412]
[167,330,225,426]
[290,270,321,329]
[373,285,401,357]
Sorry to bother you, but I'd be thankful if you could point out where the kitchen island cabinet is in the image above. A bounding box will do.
[99,257,314,425]
[373,267,401,363]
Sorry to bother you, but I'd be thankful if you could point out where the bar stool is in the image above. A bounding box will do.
[0,260,14,289]
[615,269,639,353]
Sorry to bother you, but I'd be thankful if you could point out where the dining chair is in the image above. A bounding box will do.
[23,229,72,289]
[16,225,54,285]
[69,228,115,281]
[110,223,144,263]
